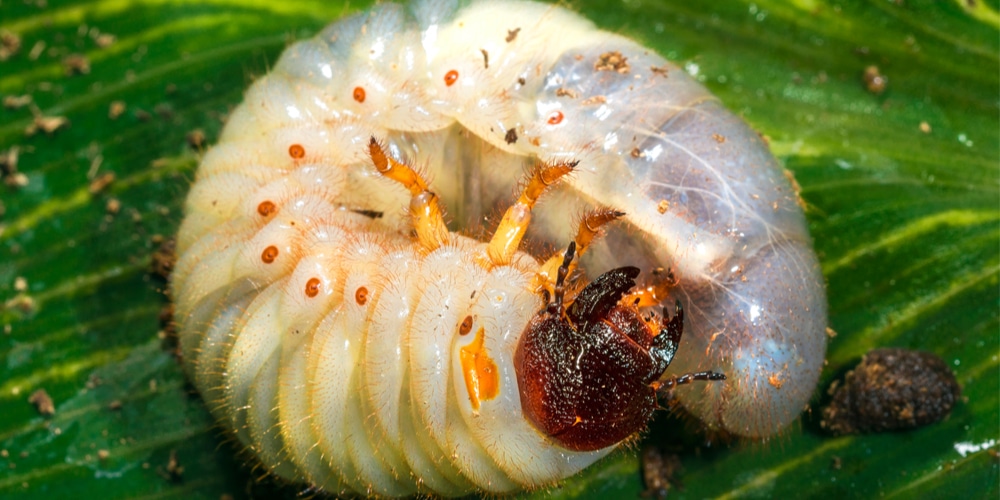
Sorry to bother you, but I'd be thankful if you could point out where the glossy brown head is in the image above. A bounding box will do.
[515,244,722,451]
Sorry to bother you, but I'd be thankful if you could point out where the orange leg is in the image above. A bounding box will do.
[485,161,575,266]
[572,207,624,257]
[534,208,624,295]
[368,137,449,252]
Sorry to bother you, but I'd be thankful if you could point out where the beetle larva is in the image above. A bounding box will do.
[172,0,827,495]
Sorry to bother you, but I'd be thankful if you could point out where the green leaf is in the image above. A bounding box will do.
[1,0,996,498]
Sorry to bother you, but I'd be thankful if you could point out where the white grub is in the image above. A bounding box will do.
[173,1,827,495]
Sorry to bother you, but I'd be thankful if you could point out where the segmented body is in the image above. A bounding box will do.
[173,0,827,495]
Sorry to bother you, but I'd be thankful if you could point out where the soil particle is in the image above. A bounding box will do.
[641,446,682,498]
[821,348,960,434]
[28,389,55,416]
[863,65,887,95]
[185,129,206,150]
[595,51,630,74]
[108,100,126,120]
[63,53,91,75]
[151,238,176,280]
[88,172,115,194]
[3,95,32,109]
[0,30,21,61]
[504,127,518,145]
[26,113,69,136]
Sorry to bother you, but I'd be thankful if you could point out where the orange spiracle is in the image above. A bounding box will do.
[355,286,369,305]
[353,86,366,103]
[257,200,277,217]
[444,69,459,87]
[459,315,474,335]
[260,245,279,264]
[304,277,321,298]
[288,144,305,159]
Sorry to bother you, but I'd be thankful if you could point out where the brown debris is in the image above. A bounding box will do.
[641,446,682,499]
[28,389,55,416]
[595,51,630,74]
[1,146,19,178]
[185,129,205,150]
[504,127,518,145]
[555,87,579,98]
[158,449,184,482]
[0,30,21,61]
[63,54,91,75]
[150,238,176,280]
[480,48,489,69]
[919,121,931,133]
[26,114,69,136]
[862,65,887,95]
[581,95,607,106]
[712,133,726,144]
[505,28,520,43]
[95,33,116,48]
[656,200,670,214]
[158,302,179,359]
[88,172,115,194]
[3,95,32,110]
[108,101,126,120]
[650,65,669,77]
[821,348,961,435]
[6,294,37,315]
